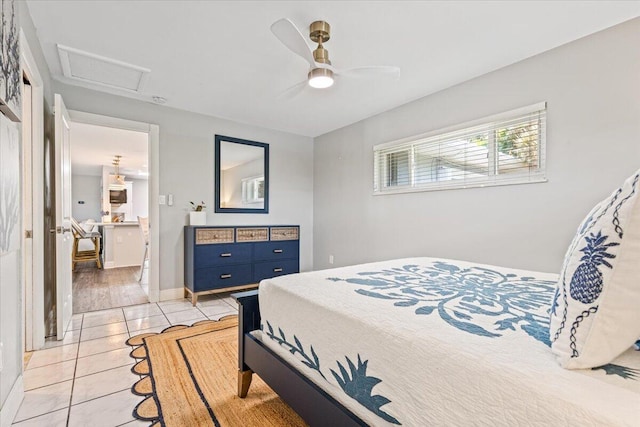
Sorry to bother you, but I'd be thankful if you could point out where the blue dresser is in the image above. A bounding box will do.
[184,225,299,305]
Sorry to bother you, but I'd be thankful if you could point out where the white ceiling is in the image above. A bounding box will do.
[27,1,640,138]
[70,122,148,178]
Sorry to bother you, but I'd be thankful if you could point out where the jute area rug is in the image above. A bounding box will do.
[126,316,307,426]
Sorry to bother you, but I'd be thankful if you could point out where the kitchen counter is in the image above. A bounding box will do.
[99,222,144,269]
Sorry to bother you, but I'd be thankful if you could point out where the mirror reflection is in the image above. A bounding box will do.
[215,135,269,213]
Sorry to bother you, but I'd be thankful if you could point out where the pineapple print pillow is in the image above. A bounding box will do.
[550,169,640,369]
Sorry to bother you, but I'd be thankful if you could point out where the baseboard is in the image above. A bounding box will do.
[0,375,23,427]
[159,287,185,302]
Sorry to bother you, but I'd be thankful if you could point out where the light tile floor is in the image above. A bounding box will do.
[13,294,239,426]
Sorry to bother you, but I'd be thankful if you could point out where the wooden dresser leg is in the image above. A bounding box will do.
[191,293,198,306]
[238,369,253,398]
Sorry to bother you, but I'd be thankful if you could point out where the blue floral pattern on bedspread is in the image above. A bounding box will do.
[263,321,401,424]
[327,261,557,346]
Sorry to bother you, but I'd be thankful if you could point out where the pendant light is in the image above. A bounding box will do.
[110,155,126,189]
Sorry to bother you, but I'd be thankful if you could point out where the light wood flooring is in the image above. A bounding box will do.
[72,263,148,314]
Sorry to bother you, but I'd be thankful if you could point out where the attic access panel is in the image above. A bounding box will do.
[57,44,150,92]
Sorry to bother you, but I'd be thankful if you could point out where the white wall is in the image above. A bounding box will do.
[71,174,101,221]
[53,81,314,293]
[131,178,149,220]
[313,18,640,273]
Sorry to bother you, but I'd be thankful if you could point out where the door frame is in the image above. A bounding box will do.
[68,110,160,303]
[21,29,45,351]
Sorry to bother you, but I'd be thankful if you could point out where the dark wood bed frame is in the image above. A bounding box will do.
[232,290,366,427]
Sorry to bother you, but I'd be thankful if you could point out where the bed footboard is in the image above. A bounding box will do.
[232,290,260,397]
[232,289,365,426]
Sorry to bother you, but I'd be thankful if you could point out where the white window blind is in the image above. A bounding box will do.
[373,102,547,194]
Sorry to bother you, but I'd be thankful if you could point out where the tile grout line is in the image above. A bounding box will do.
[121,307,132,338]
[67,388,137,417]
[24,347,79,370]
[11,407,69,425]
[158,302,174,325]
[65,313,84,427]
[74,362,136,380]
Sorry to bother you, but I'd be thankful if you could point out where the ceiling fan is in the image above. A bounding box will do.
[271,18,400,94]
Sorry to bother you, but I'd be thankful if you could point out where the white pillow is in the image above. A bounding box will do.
[550,169,640,369]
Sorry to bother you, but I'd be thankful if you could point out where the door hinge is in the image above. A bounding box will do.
[25,230,33,238]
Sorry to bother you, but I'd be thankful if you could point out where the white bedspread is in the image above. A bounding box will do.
[257,257,640,426]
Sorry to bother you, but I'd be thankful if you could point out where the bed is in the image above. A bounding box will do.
[233,257,640,426]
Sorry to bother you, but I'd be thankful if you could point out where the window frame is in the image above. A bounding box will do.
[373,102,547,195]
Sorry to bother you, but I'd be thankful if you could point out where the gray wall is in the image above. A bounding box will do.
[313,18,640,273]
[71,174,101,221]
[54,82,314,292]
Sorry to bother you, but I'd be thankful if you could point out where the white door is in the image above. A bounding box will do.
[54,94,73,338]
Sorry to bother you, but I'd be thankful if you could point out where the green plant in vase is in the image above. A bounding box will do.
[190,201,206,212]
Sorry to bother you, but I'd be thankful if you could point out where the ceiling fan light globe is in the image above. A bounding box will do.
[308,67,334,89]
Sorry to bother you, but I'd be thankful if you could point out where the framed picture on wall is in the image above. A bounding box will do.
[0,0,21,122]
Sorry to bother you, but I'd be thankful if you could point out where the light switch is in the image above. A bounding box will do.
[167,194,174,206]
[159,195,166,205]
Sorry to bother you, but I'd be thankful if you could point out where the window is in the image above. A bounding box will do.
[374,102,546,194]
[242,176,265,204]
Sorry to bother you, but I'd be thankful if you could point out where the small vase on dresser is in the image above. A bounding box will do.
[189,211,206,226]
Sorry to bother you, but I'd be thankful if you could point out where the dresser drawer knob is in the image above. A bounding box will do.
[273,268,283,273]
[273,249,283,253]
[220,274,232,279]
[220,253,232,257]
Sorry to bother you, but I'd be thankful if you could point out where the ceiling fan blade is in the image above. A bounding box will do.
[336,65,401,79]
[271,18,316,67]
[277,80,308,100]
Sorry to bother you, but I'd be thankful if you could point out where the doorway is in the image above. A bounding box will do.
[69,121,150,313]
[66,110,160,316]
[40,107,160,341]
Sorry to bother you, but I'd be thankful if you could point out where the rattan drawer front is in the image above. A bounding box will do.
[270,227,299,241]
[236,227,269,242]
[195,228,235,244]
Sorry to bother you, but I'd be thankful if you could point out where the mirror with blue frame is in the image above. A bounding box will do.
[215,135,269,214]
